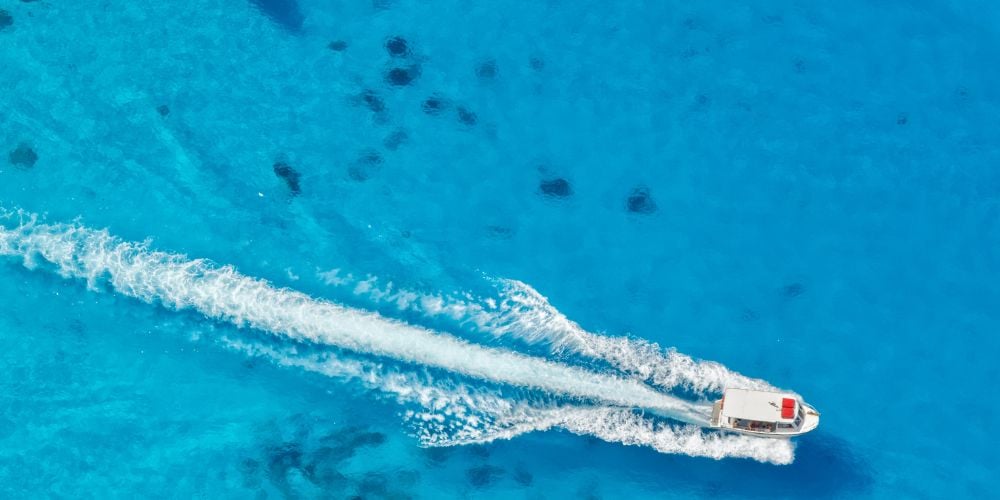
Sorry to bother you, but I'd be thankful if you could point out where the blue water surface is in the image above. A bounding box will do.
[1,0,998,497]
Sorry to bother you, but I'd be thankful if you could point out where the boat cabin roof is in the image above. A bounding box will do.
[720,388,798,423]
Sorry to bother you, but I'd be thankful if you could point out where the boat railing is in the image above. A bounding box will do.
[730,419,777,433]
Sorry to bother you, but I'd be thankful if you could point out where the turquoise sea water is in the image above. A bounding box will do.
[2,0,998,497]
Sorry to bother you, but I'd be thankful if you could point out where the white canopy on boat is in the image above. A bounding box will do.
[720,388,798,423]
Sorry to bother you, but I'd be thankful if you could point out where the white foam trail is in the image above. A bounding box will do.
[481,279,780,394]
[320,272,776,395]
[221,338,534,439]
[223,337,794,465]
[428,407,795,465]
[556,408,795,464]
[0,213,705,424]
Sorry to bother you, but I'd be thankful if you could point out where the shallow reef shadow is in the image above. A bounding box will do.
[249,0,304,33]
[243,423,391,495]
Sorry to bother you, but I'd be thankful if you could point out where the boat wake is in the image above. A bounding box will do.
[320,272,778,395]
[0,210,795,464]
[224,337,794,464]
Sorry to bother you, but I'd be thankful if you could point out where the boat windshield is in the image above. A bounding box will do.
[778,409,806,430]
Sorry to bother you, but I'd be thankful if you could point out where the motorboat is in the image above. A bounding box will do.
[709,388,820,438]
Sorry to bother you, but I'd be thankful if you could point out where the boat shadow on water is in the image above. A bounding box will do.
[610,431,873,498]
[516,429,874,498]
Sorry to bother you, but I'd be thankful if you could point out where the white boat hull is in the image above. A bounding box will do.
[709,390,820,438]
